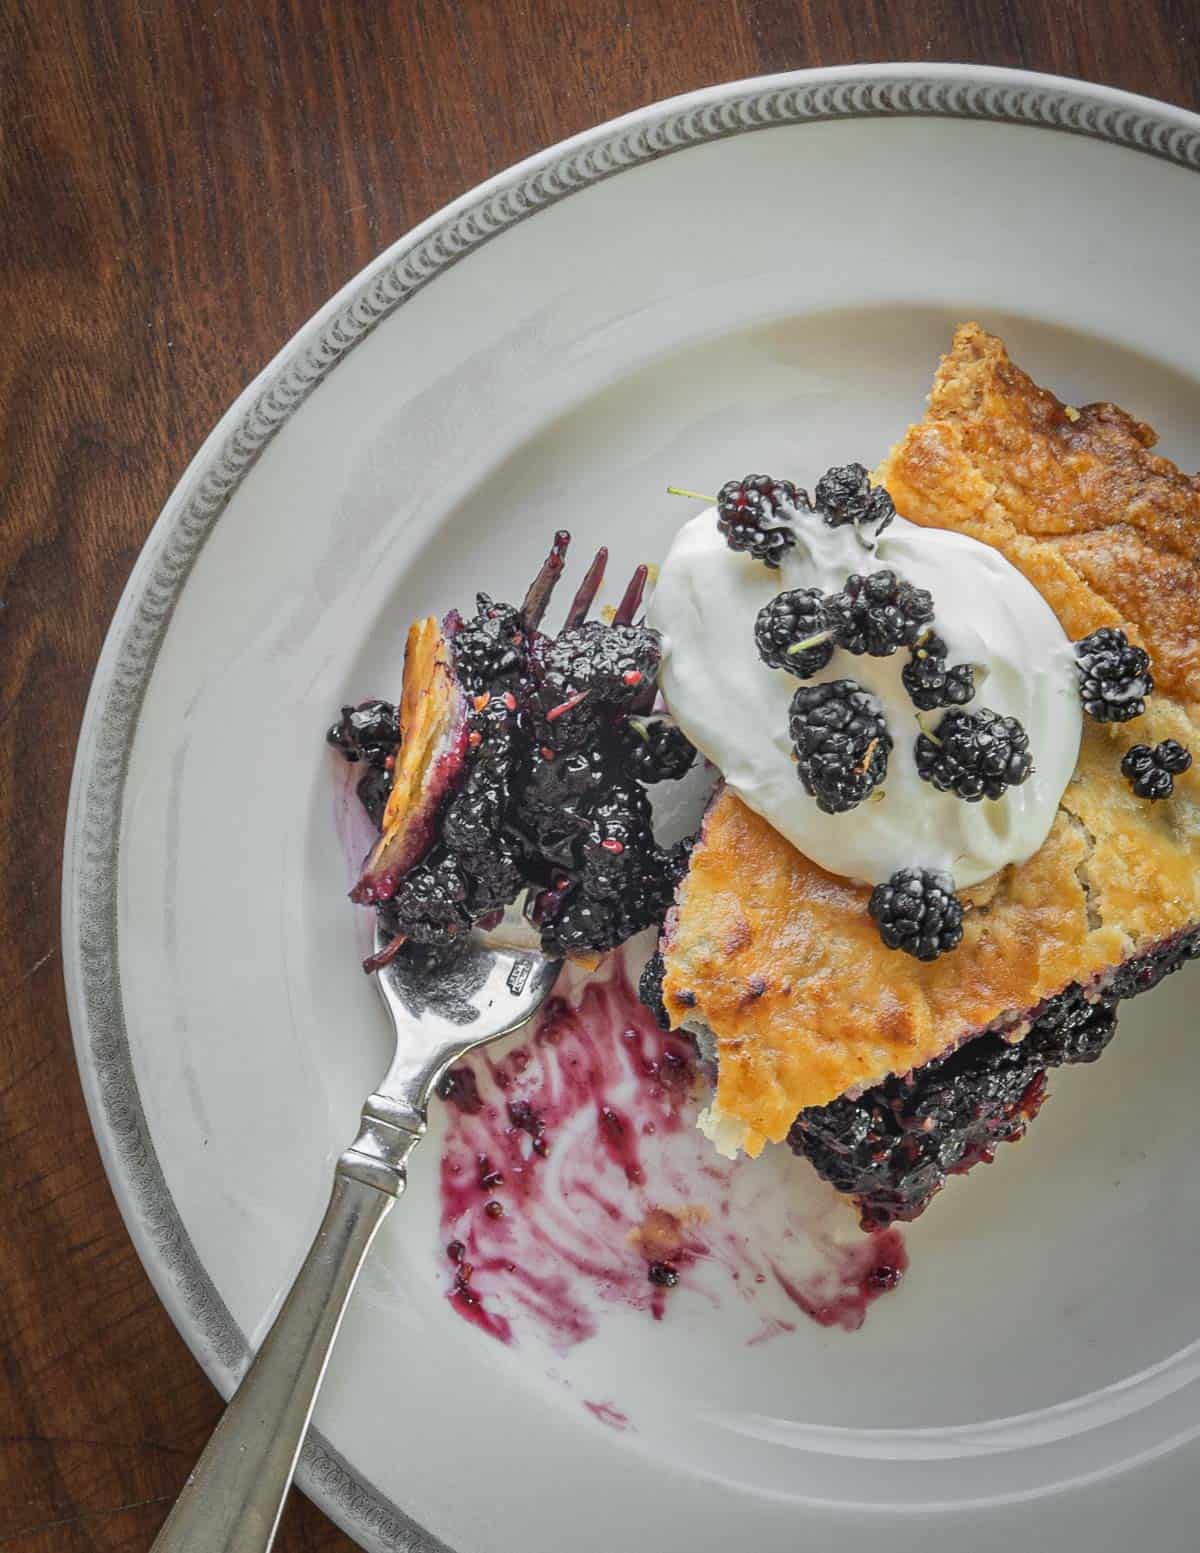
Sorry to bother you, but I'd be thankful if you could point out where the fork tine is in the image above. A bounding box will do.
[563,546,608,630]
[611,564,648,627]
[521,530,571,632]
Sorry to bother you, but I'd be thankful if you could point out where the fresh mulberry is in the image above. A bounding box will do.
[1074,628,1153,723]
[814,463,896,535]
[901,632,976,711]
[1121,739,1192,800]
[788,680,891,814]
[915,708,1032,802]
[826,570,934,657]
[754,589,835,678]
[715,475,803,568]
[868,867,964,962]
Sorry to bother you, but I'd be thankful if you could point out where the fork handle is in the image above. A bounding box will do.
[152,1120,422,1552]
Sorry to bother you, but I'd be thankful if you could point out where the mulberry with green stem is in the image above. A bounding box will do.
[716,475,804,568]
[754,588,836,678]
[902,631,976,711]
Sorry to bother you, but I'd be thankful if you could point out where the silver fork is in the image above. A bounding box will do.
[152,926,560,1552]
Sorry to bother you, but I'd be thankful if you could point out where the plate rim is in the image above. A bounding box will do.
[61,62,1200,1552]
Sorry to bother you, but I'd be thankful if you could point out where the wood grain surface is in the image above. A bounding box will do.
[2,2,1198,1547]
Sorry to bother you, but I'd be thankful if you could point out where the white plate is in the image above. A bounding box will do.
[64,66,1200,1553]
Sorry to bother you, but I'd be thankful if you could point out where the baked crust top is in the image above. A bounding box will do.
[661,325,1200,1151]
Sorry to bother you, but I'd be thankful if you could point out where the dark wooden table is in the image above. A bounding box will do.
[2,2,1198,1547]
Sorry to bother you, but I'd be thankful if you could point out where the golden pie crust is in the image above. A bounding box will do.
[661,324,1200,1153]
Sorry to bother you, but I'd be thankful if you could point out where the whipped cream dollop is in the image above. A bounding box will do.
[648,505,1082,890]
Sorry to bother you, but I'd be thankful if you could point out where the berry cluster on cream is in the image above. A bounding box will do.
[654,465,1193,962]
[650,466,1085,961]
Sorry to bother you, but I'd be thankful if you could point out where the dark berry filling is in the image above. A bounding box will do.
[789,924,1200,1228]
[378,848,471,945]
[326,698,401,764]
[327,702,400,844]
[354,763,394,829]
[618,718,697,784]
[638,951,671,1031]
[334,540,694,962]
[452,594,526,690]
[539,865,675,959]
[535,620,661,713]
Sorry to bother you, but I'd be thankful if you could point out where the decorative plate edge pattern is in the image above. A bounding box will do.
[66,68,1200,1553]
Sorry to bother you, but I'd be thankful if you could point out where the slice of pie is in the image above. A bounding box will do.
[657,324,1200,1225]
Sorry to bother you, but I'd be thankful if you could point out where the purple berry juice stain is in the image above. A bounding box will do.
[437,954,906,1353]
